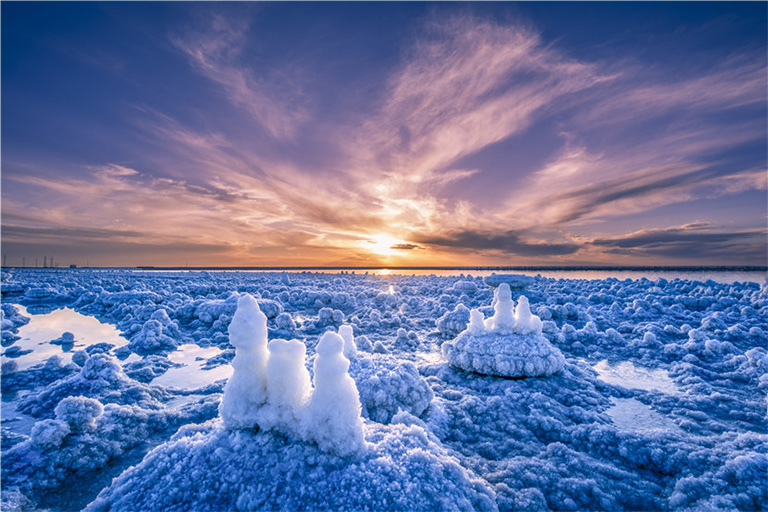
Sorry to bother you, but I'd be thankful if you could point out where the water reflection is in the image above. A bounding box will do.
[606,397,682,434]
[593,359,679,394]
[2,305,129,370]
[152,344,232,389]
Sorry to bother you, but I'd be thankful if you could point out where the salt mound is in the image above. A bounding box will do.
[483,273,534,289]
[299,331,366,456]
[442,284,564,377]
[84,422,498,512]
[218,294,269,430]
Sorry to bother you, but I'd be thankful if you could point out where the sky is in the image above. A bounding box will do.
[2,1,766,268]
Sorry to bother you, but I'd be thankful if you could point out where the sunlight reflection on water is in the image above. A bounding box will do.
[151,344,232,389]
[606,397,682,434]
[592,359,680,394]
[2,305,129,370]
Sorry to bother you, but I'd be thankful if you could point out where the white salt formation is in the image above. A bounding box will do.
[219,295,365,457]
[301,331,366,456]
[338,324,357,359]
[219,294,269,429]
[442,283,565,377]
[260,338,311,433]
[483,273,534,289]
[513,296,543,335]
[485,282,516,333]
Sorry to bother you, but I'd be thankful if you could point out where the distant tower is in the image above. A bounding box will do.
[2,254,6,267]
[35,258,39,268]
[44,256,47,268]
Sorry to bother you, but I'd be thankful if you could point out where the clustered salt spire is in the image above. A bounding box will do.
[467,309,486,336]
[473,283,543,336]
[485,283,517,333]
[219,294,269,429]
[261,338,312,432]
[219,293,366,456]
[442,282,565,378]
[338,324,357,359]
[513,295,542,335]
[300,331,365,456]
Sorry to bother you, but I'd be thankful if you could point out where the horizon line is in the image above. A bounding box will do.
[5,265,767,272]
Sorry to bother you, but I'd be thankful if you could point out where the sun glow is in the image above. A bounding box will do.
[361,234,408,257]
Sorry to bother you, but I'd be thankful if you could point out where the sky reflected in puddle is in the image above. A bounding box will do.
[593,359,679,394]
[606,397,682,434]
[2,305,129,370]
[152,344,232,389]
[419,351,443,364]
[1,399,37,437]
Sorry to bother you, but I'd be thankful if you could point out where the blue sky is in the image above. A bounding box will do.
[2,2,766,267]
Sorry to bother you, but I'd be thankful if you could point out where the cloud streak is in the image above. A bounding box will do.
[2,8,765,267]
[172,14,309,140]
[589,224,767,263]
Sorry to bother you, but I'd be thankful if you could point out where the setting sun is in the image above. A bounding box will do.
[360,234,410,258]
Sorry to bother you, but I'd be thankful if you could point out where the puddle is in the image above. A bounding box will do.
[419,351,443,364]
[2,305,129,370]
[606,397,682,434]
[1,399,38,437]
[152,344,232,389]
[593,359,679,394]
[164,394,209,410]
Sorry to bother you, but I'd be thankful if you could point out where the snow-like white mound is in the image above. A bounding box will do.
[338,324,433,423]
[218,294,269,430]
[83,296,495,511]
[442,284,564,377]
[483,273,534,289]
[216,294,367,456]
[351,353,434,423]
[85,422,498,512]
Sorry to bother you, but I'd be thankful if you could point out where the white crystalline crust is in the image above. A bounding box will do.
[84,423,498,512]
[443,285,564,377]
[350,353,434,424]
[300,332,365,456]
[218,294,269,430]
[219,294,366,457]
[443,330,565,377]
[3,270,768,512]
[260,338,311,433]
[338,324,358,359]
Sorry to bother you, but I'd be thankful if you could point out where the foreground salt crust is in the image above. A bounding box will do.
[218,294,366,456]
[84,293,496,511]
[3,270,767,512]
[85,421,498,512]
[442,283,565,377]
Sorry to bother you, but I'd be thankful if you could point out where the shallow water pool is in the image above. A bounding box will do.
[606,397,683,434]
[152,344,232,389]
[2,305,129,370]
[592,359,680,394]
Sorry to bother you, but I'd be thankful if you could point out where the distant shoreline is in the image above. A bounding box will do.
[5,266,767,272]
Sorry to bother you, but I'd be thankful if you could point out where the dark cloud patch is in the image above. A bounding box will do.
[548,161,764,225]
[418,230,580,257]
[1,237,233,268]
[2,224,145,242]
[591,226,767,263]
[390,243,421,251]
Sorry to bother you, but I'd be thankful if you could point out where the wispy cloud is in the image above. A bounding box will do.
[171,14,309,140]
[417,229,580,258]
[3,10,765,266]
[354,17,609,189]
[589,223,767,263]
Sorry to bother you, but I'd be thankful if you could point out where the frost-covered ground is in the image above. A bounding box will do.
[1,268,766,511]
